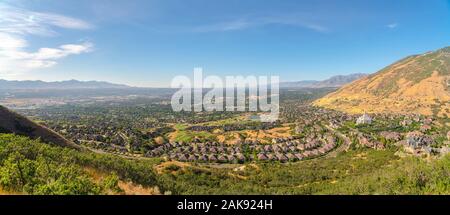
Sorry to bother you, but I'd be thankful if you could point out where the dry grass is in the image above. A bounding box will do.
[314,53,450,117]
[154,161,192,174]
[84,167,159,195]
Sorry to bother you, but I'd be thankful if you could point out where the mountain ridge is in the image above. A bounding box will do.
[281,73,367,88]
[314,46,450,117]
[0,105,80,149]
[0,79,131,90]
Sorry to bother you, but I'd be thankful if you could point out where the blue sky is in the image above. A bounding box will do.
[0,0,449,87]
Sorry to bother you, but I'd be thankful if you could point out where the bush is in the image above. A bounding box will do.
[0,134,160,194]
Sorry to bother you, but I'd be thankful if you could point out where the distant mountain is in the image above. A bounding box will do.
[0,79,131,90]
[280,80,318,88]
[314,46,450,117]
[281,73,367,88]
[0,105,80,149]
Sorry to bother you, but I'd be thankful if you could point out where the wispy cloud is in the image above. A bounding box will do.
[0,3,93,76]
[386,23,398,29]
[191,15,329,33]
[193,19,252,32]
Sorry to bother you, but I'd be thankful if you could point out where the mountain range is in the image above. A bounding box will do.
[281,73,367,88]
[0,74,368,90]
[314,46,450,117]
[0,79,130,90]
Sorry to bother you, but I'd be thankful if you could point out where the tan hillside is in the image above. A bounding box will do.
[0,105,81,149]
[314,46,450,117]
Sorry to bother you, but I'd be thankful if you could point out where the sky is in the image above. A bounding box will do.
[0,0,449,87]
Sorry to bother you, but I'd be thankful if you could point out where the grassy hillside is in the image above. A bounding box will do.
[156,148,450,195]
[0,134,161,195]
[0,105,79,149]
[314,46,450,117]
[1,134,449,195]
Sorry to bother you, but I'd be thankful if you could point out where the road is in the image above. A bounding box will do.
[323,124,352,158]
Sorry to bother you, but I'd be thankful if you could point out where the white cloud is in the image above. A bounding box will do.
[0,4,92,36]
[193,20,252,32]
[0,40,92,72]
[0,3,93,76]
[0,33,28,49]
[34,43,93,60]
[192,15,328,33]
[386,23,398,29]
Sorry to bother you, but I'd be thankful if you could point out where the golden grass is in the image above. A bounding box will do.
[84,167,159,195]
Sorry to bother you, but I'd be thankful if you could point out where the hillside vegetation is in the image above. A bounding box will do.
[0,105,79,149]
[314,46,450,117]
[0,134,161,194]
[1,130,449,194]
[156,148,450,194]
